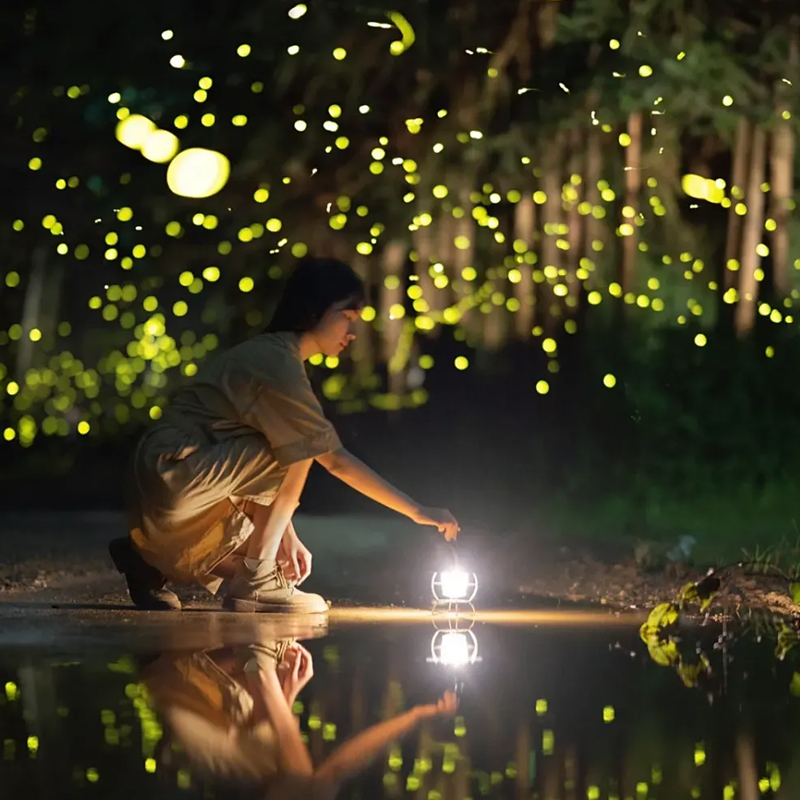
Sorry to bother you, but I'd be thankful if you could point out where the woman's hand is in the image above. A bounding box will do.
[415,690,460,719]
[278,530,313,584]
[413,507,460,541]
[277,643,315,706]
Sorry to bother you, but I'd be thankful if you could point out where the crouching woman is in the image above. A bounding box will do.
[110,258,459,613]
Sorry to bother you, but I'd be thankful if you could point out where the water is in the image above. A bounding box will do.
[1,609,799,800]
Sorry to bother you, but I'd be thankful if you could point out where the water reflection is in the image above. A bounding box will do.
[5,619,800,799]
[140,634,457,800]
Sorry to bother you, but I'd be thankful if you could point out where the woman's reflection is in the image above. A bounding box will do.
[139,638,457,799]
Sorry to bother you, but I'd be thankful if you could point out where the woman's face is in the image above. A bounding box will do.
[310,299,362,357]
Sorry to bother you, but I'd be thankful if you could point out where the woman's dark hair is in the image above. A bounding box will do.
[265,257,366,334]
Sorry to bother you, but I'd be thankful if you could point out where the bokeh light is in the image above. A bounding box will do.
[166,148,231,198]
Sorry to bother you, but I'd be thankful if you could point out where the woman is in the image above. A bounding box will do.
[110,257,459,613]
[141,633,458,799]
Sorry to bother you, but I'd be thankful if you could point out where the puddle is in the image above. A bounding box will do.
[2,610,800,799]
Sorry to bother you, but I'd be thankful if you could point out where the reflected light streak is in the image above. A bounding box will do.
[328,607,647,626]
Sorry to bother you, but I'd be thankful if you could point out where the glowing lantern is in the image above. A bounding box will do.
[141,130,180,164]
[166,148,231,198]
[432,570,478,604]
[115,114,156,150]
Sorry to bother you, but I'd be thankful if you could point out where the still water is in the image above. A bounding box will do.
[0,613,797,800]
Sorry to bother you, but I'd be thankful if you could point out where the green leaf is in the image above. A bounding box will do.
[676,654,711,689]
[790,672,800,697]
[639,602,679,642]
[646,638,680,667]
[775,623,799,661]
[789,583,800,605]
[678,573,721,611]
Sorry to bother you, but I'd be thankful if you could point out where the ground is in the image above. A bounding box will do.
[0,511,798,623]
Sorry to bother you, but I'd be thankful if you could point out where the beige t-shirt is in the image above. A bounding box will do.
[166,331,342,467]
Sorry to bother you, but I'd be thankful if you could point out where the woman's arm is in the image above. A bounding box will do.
[316,448,459,539]
[246,669,314,776]
[246,459,313,560]
[316,692,458,783]
[316,448,420,518]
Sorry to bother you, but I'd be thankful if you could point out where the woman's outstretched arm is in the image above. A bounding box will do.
[315,692,458,783]
[315,448,459,539]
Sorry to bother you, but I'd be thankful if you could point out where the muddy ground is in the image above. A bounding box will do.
[0,511,797,620]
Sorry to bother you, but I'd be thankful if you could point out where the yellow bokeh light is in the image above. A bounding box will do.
[166,148,231,198]
[681,174,725,204]
[115,114,156,150]
[141,129,180,163]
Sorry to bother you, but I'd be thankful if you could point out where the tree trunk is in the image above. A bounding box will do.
[769,24,798,296]
[451,173,482,342]
[452,180,475,300]
[583,124,604,288]
[513,194,536,336]
[16,246,47,381]
[540,140,564,276]
[514,721,531,799]
[379,240,408,393]
[413,224,443,313]
[565,127,584,301]
[770,120,794,296]
[350,254,375,383]
[725,117,752,291]
[735,733,759,800]
[621,110,643,295]
[734,126,768,336]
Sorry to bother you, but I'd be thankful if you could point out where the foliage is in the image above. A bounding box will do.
[0,0,798,498]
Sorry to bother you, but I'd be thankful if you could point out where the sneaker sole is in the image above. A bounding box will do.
[222,596,329,614]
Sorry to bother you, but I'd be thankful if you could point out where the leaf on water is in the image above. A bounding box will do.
[677,653,712,688]
[639,602,679,642]
[647,638,679,667]
[677,661,700,688]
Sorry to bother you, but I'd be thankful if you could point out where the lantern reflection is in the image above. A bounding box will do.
[429,628,480,667]
[428,608,480,667]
